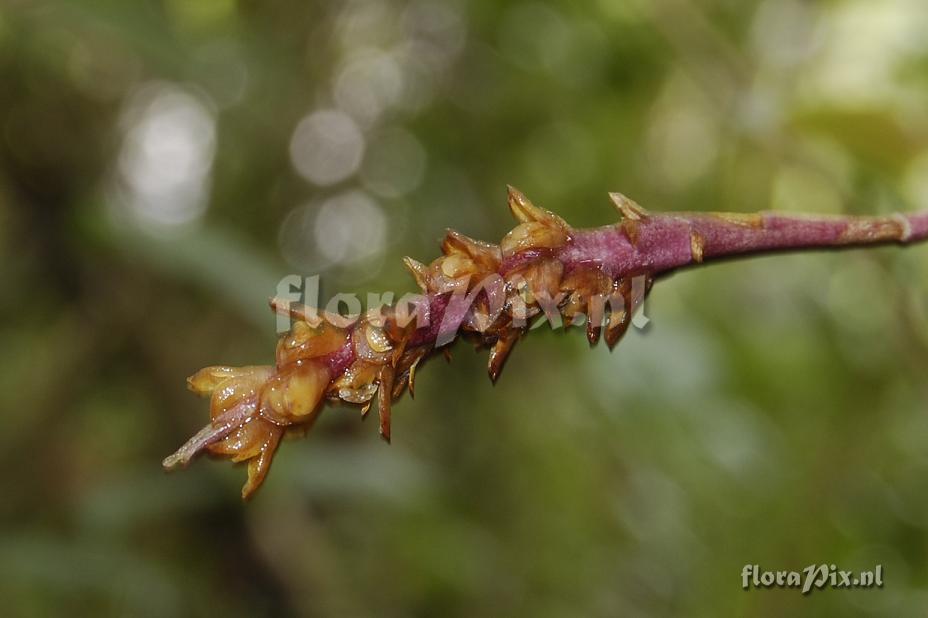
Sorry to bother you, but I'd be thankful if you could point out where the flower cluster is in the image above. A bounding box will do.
[164,187,928,499]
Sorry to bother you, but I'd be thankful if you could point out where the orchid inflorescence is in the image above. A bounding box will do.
[163,187,928,499]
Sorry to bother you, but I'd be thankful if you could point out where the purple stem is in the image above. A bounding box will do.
[563,210,928,279]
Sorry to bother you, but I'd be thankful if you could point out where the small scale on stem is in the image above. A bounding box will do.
[164,187,928,499]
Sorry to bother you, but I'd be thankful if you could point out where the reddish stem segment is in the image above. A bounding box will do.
[563,210,928,280]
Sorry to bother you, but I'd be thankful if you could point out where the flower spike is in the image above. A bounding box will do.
[164,187,928,499]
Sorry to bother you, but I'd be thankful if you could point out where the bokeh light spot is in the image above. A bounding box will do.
[333,50,404,127]
[113,82,216,231]
[290,109,365,186]
[314,190,387,265]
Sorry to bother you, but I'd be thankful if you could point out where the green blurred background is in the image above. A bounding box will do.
[2,0,928,616]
